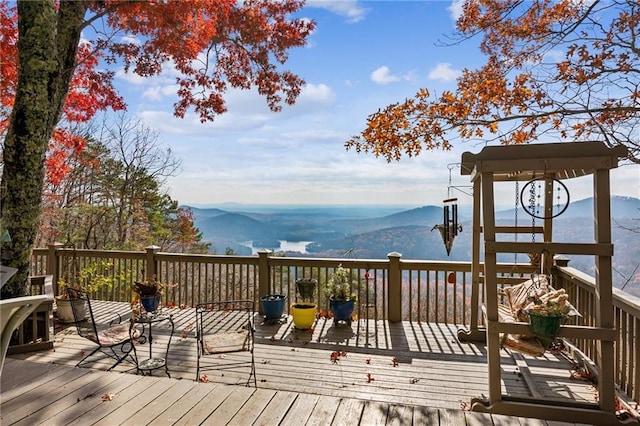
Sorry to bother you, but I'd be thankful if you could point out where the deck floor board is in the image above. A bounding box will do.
[2,301,604,425]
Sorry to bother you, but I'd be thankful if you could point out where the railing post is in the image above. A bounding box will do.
[47,242,63,295]
[388,252,402,322]
[145,245,161,281]
[553,254,570,267]
[257,250,271,315]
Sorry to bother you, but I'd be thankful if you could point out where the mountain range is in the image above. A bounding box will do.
[186,196,640,294]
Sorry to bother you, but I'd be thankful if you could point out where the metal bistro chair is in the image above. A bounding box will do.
[66,288,134,370]
[195,300,256,387]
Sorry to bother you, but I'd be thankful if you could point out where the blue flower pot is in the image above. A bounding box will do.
[260,294,287,320]
[141,294,161,312]
[329,297,355,324]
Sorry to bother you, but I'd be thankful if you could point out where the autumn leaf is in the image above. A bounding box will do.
[199,374,209,383]
[346,1,640,163]
[101,392,115,401]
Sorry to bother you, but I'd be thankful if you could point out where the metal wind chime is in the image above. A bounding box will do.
[432,164,466,256]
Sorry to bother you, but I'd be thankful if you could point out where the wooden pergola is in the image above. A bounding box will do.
[457,141,630,425]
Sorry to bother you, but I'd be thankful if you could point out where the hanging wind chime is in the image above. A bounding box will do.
[432,164,466,256]
[432,197,462,256]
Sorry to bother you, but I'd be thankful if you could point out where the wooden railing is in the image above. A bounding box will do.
[32,244,528,325]
[29,244,640,403]
[554,265,640,405]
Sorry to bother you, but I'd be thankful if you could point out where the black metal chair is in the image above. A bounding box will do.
[195,300,256,387]
[66,288,134,370]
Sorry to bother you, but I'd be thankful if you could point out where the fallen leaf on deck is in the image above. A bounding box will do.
[101,392,114,401]
[181,330,188,339]
[200,374,209,383]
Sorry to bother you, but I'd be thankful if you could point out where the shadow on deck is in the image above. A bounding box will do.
[2,301,600,425]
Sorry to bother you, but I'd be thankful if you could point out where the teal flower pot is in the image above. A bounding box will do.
[329,297,355,325]
[260,294,287,321]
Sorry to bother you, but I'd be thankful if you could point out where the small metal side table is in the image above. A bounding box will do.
[130,312,174,377]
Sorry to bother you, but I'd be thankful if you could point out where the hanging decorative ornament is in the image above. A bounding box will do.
[447,272,456,284]
[520,178,570,220]
[432,198,463,256]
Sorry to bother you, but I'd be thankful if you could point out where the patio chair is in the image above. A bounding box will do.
[0,295,48,375]
[195,300,256,387]
[66,288,134,370]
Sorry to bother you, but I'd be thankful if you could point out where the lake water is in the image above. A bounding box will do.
[243,240,312,254]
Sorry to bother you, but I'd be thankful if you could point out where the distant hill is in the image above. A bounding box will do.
[496,195,639,220]
[188,207,228,222]
[184,197,639,293]
[198,212,278,242]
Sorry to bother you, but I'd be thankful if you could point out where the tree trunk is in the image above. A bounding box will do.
[1,0,87,298]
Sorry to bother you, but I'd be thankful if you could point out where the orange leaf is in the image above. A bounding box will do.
[101,392,114,401]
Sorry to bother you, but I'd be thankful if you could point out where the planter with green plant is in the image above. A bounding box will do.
[523,288,579,346]
[326,264,357,326]
[56,260,124,323]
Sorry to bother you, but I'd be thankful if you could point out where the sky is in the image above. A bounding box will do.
[107,0,639,209]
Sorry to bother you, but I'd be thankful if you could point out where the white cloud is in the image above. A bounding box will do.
[448,0,465,22]
[119,35,140,45]
[428,63,461,81]
[371,66,400,85]
[115,68,148,85]
[143,84,179,101]
[298,83,336,104]
[307,0,368,23]
[544,49,565,63]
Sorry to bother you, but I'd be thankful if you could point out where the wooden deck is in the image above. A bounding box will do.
[2,301,599,425]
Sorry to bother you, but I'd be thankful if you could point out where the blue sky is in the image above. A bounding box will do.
[108,0,638,208]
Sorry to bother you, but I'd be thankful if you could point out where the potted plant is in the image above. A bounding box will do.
[291,277,317,329]
[260,294,287,323]
[523,288,576,339]
[56,260,122,323]
[325,264,357,326]
[294,277,317,301]
[134,276,165,313]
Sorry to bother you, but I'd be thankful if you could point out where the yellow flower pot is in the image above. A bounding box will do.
[290,303,317,329]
